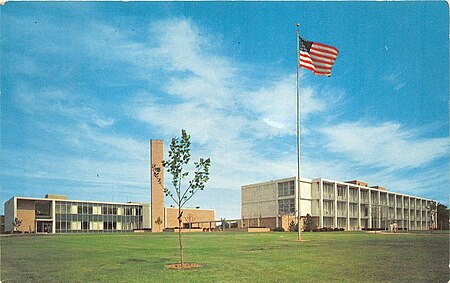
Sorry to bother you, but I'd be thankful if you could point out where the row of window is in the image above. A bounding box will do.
[56,214,141,222]
[55,220,142,232]
[322,201,430,220]
[320,183,431,208]
[55,202,142,216]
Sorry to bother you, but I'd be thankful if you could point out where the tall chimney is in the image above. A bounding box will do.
[150,140,165,232]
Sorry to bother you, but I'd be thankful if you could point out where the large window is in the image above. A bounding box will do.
[337,202,347,217]
[55,202,143,233]
[349,203,359,217]
[323,183,334,200]
[278,198,295,214]
[135,207,142,216]
[278,181,295,197]
[323,200,334,216]
[360,190,369,203]
[337,185,347,201]
[35,201,51,218]
[349,188,358,202]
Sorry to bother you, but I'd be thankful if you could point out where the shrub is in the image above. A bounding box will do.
[273,227,285,232]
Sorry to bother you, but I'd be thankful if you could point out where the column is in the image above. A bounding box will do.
[419,200,422,230]
[319,180,323,228]
[378,190,381,229]
[386,193,390,226]
[394,194,397,222]
[358,188,361,230]
[346,185,350,231]
[408,197,411,231]
[368,190,372,229]
[334,183,338,228]
[52,200,56,234]
[414,198,417,230]
[402,196,408,228]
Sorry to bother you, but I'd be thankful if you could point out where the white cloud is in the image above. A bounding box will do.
[245,75,327,135]
[320,121,448,170]
[94,116,115,128]
[130,19,333,196]
[383,72,407,91]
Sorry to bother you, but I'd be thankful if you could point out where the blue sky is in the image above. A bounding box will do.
[1,2,448,219]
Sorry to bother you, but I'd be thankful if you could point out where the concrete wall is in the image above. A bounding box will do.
[4,197,15,233]
[299,179,312,217]
[242,181,278,219]
[142,203,151,229]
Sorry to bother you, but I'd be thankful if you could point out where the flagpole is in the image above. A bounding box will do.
[296,23,302,241]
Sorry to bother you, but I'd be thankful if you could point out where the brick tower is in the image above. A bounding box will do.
[150,140,165,232]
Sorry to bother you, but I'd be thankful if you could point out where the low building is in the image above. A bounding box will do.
[242,177,437,231]
[4,195,214,234]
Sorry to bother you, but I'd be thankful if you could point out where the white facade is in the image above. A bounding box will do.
[242,177,437,231]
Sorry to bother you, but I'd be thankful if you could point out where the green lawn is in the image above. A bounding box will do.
[1,231,448,282]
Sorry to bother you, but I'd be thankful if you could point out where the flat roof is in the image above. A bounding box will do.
[241,176,312,188]
[8,196,143,206]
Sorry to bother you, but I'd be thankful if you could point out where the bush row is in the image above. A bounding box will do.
[273,227,346,232]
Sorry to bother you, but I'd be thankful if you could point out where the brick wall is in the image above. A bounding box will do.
[16,199,35,232]
[165,207,215,229]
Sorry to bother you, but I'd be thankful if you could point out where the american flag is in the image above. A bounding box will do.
[299,37,339,77]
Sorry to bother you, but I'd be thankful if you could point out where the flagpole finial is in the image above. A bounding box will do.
[296,23,300,27]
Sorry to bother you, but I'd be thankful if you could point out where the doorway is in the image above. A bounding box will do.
[36,221,53,233]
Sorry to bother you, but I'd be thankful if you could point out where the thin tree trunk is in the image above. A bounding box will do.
[178,210,183,266]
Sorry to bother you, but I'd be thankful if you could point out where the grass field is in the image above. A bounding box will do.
[1,231,448,282]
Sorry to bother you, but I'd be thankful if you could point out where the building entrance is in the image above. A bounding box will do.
[36,221,52,233]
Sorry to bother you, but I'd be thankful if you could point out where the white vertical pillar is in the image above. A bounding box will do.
[414,198,418,230]
[334,183,338,228]
[368,190,372,229]
[425,200,428,229]
[386,193,390,225]
[319,180,323,228]
[52,200,56,234]
[401,196,405,229]
[346,185,350,231]
[378,190,381,230]
[394,194,397,222]
[420,199,423,230]
[358,188,361,230]
[408,197,411,231]
[14,197,17,221]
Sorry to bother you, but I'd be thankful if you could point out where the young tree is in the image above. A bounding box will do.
[155,217,163,232]
[437,203,449,230]
[427,202,437,232]
[304,213,313,232]
[184,213,195,229]
[152,130,211,267]
[13,217,22,232]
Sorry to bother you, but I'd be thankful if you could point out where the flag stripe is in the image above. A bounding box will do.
[311,43,339,55]
[309,50,338,61]
[299,61,331,76]
[299,37,338,77]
